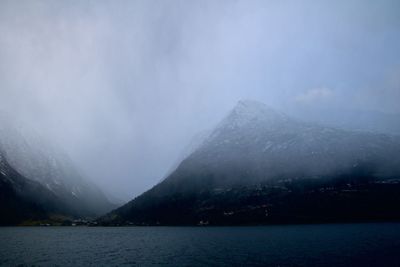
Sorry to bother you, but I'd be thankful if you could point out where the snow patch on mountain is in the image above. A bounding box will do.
[0,112,114,216]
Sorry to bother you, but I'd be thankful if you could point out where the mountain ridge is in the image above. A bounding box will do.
[102,100,400,225]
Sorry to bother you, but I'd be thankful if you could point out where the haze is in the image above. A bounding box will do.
[0,0,399,201]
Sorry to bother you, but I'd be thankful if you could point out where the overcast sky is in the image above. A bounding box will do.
[0,0,399,201]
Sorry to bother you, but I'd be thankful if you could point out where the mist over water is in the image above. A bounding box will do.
[0,0,399,200]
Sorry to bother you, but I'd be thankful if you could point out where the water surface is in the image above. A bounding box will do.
[1,223,400,266]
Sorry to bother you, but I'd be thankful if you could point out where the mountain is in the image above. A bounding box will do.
[0,113,114,221]
[102,100,400,225]
[0,149,70,225]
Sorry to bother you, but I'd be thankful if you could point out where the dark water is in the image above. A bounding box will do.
[1,223,400,266]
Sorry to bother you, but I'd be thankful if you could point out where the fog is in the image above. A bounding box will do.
[0,0,399,201]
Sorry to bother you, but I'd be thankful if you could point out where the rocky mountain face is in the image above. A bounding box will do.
[103,100,400,225]
[0,113,114,223]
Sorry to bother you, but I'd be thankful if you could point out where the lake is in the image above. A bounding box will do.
[1,223,400,266]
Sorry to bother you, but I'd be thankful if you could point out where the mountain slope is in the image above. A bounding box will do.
[103,100,400,225]
[0,150,71,225]
[0,113,114,218]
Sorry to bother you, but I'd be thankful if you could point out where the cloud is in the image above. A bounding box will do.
[353,67,400,113]
[0,1,399,200]
[295,88,334,105]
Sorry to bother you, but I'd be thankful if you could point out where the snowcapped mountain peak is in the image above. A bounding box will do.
[236,99,272,110]
[200,100,294,151]
[214,100,289,133]
[235,99,276,115]
[192,99,400,184]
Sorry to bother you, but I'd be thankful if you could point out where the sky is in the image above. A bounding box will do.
[0,0,399,201]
